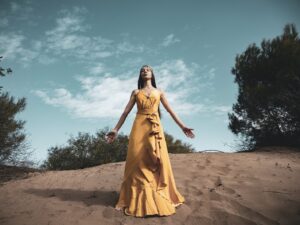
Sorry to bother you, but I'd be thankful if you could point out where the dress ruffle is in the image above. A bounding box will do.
[115,177,182,217]
[145,112,168,191]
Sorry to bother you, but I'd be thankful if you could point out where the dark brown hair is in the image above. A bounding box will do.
[137,65,162,118]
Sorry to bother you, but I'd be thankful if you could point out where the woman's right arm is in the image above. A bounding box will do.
[112,89,138,132]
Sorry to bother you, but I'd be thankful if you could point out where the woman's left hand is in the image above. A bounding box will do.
[181,126,195,138]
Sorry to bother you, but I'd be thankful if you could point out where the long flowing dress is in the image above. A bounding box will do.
[115,89,185,217]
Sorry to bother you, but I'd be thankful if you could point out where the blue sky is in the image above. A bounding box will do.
[1,0,300,165]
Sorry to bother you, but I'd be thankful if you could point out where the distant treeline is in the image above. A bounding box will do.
[39,128,195,170]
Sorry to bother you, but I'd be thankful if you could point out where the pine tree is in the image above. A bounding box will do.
[228,24,300,151]
[0,56,31,165]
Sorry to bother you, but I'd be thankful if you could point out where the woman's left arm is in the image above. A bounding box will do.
[159,88,195,138]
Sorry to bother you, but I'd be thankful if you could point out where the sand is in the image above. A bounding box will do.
[0,146,300,225]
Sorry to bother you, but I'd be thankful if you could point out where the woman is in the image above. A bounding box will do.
[105,65,195,217]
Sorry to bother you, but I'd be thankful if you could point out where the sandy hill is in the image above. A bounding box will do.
[0,146,299,225]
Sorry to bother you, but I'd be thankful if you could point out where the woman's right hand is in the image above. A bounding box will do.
[181,126,195,138]
[105,129,118,143]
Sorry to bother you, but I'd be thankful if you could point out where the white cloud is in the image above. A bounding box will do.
[120,57,144,68]
[0,33,58,66]
[155,59,194,89]
[210,105,232,115]
[115,41,145,55]
[33,59,230,118]
[0,34,25,59]
[0,7,153,67]
[1,6,149,67]
[89,63,106,75]
[44,7,114,60]
[153,60,228,116]
[0,33,39,67]
[43,7,147,61]
[161,34,180,47]
[33,75,137,118]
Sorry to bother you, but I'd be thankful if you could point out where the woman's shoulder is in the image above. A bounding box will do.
[131,89,140,96]
[132,89,140,96]
[156,87,165,97]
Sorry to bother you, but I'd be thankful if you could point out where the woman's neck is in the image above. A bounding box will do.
[143,80,153,89]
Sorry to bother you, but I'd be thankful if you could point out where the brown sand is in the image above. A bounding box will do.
[0,146,300,225]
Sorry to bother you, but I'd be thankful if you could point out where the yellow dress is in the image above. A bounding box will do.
[115,89,185,217]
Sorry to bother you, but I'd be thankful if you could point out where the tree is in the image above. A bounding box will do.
[40,127,130,170]
[164,132,195,153]
[228,24,300,151]
[0,56,33,166]
[0,56,12,92]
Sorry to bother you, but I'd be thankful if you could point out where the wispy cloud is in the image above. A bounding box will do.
[0,32,58,67]
[6,1,35,22]
[43,7,155,62]
[1,6,153,66]
[0,33,38,67]
[153,60,229,115]
[33,59,231,118]
[33,75,137,118]
[88,63,106,75]
[44,7,114,61]
[161,34,180,47]
[115,41,146,55]
[120,57,144,69]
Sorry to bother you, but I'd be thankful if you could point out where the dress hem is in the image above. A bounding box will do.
[114,201,184,217]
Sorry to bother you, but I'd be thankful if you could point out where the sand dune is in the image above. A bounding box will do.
[0,146,300,225]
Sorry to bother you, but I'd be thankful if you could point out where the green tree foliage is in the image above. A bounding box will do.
[0,57,33,166]
[228,24,300,150]
[0,56,12,92]
[41,128,194,170]
[40,127,129,170]
[0,93,28,164]
[164,132,195,153]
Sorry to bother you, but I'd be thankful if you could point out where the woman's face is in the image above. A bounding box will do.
[140,67,152,80]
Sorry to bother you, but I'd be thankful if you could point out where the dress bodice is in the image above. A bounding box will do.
[136,89,161,114]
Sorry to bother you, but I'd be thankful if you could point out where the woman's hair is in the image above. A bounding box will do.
[137,65,162,118]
